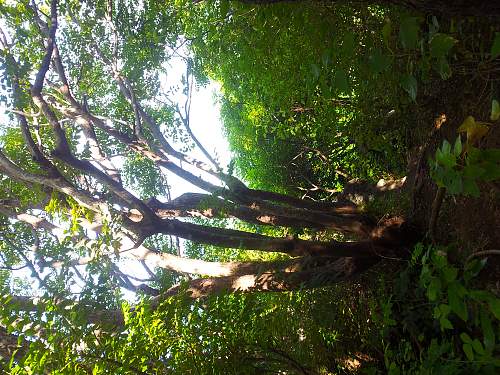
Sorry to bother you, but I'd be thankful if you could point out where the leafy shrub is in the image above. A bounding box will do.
[372,243,500,374]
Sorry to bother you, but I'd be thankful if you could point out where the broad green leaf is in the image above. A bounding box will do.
[400,74,417,101]
[471,339,485,355]
[463,164,484,179]
[481,148,500,162]
[491,32,500,60]
[342,32,356,57]
[429,33,456,58]
[382,20,392,47]
[465,260,488,281]
[442,266,458,283]
[453,136,462,156]
[491,99,500,121]
[463,178,480,197]
[480,310,495,351]
[469,289,494,302]
[439,317,453,330]
[463,343,474,361]
[369,49,391,74]
[488,297,500,320]
[441,139,451,155]
[439,304,451,315]
[399,16,419,49]
[334,70,349,93]
[448,282,468,321]
[436,57,452,80]
[460,332,472,344]
[482,162,500,181]
[310,64,320,80]
[427,277,441,301]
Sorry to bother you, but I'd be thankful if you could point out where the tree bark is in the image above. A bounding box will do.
[4,256,378,327]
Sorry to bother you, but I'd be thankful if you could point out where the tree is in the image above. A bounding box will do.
[237,0,500,16]
[0,0,415,367]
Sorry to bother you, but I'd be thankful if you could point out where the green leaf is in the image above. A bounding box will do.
[490,32,500,60]
[439,317,453,330]
[488,297,500,320]
[430,33,456,58]
[453,136,462,156]
[342,32,356,57]
[436,57,452,80]
[471,339,485,355]
[400,74,417,101]
[480,309,495,351]
[334,70,349,93]
[369,49,392,74]
[491,99,500,121]
[310,63,320,80]
[463,343,474,361]
[399,16,419,49]
[427,277,442,301]
[441,169,461,192]
[460,332,472,344]
[448,282,468,321]
[481,148,500,162]
[469,289,493,302]
[439,304,451,315]
[463,164,484,179]
[382,20,392,47]
[431,251,447,269]
[442,266,458,283]
[442,139,451,154]
[463,178,480,197]
[482,161,500,181]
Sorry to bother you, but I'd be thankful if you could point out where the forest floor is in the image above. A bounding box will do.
[405,73,500,287]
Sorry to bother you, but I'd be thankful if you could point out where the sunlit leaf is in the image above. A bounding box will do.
[457,116,490,145]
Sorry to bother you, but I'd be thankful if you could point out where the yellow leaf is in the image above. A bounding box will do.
[457,116,489,145]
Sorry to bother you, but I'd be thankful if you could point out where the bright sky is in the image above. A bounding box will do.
[161,55,231,199]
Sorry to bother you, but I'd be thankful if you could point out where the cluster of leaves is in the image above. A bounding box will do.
[175,0,500,204]
[373,244,500,374]
[177,1,410,195]
[1,282,384,374]
[430,114,500,197]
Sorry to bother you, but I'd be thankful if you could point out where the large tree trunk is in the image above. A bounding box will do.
[5,256,379,327]
[0,0,420,342]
